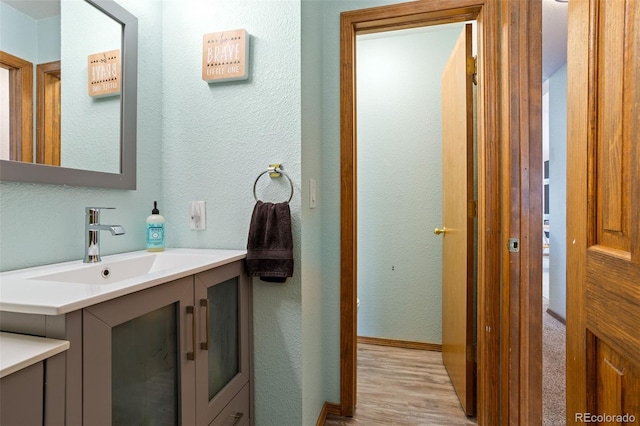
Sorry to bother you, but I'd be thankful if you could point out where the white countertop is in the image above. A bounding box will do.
[0,248,246,315]
[0,332,70,378]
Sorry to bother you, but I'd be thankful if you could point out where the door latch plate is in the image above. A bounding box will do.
[508,238,520,252]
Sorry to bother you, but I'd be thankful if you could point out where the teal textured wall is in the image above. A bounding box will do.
[159,1,304,423]
[356,26,463,344]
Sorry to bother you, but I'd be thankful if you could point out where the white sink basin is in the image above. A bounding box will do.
[28,252,219,285]
[0,249,247,315]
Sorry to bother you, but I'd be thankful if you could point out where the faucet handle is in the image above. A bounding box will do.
[85,207,116,213]
[86,207,116,224]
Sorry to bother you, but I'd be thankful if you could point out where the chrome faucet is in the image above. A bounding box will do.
[84,207,125,263]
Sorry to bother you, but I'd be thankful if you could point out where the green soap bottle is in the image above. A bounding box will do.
[146,201,165,252]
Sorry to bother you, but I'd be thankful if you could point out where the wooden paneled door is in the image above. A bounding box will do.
[567,0,640,423]
[439,24,475,417]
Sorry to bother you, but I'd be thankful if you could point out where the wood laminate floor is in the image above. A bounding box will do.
[325,343,477,425]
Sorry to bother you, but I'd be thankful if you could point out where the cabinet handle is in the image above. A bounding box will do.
[186,305,196,361]
[231,412,244,425]
[200,299,210,350]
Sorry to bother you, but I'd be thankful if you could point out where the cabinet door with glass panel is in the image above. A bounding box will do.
[195,261,252,426]
[82,262,253,426]
[82,276,196,426]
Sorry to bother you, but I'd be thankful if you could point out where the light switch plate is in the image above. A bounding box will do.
[190,201,206,230]
[309,179,317,209]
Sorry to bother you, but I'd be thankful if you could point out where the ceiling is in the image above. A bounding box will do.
[2,0,59,20]
[3,0,567,81]
[542,0,568,80]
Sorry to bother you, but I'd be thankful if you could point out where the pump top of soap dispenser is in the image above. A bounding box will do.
[152,201,160,215]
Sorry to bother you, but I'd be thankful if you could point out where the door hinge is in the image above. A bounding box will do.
[467,56,477,85]
[508,238,520,252]
[467,200,477,218]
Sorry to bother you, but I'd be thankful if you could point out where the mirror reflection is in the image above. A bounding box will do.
[0,0,122,173]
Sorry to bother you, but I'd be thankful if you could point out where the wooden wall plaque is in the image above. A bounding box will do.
[88,49,120,98]
[202,29,250,83]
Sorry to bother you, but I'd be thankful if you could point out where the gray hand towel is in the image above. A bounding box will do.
[246,201,294,282]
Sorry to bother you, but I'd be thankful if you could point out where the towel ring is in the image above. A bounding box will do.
[253,167,294,203]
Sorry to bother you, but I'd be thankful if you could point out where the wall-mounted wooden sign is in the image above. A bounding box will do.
[88,49,120,98]
[202,29,250,83]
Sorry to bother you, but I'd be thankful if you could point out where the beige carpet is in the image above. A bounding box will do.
[543,297,566,425]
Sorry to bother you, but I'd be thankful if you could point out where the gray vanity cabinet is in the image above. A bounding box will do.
[195,265,252,426]
[82,260,252,426]
[0,362,44,425]
[83,276,196,425]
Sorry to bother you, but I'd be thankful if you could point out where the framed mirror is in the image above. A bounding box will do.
[0,0,137,189]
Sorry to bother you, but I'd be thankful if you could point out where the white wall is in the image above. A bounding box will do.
[548,63,567,319]
[356,26,462,344]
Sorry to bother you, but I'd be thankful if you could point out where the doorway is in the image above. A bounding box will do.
[355,22,469,348]
[541,1,568,422]
[354,22,477,419]
[339,1,542,424]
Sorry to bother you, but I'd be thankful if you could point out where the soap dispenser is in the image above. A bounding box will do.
[146,201,165,252]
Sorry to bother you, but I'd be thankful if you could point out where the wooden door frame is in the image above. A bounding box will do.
[0,50,33,163]
[339,1,542,424]
[36,61,61,166]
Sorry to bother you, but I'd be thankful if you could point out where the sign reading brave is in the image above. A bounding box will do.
[202,29,250,83]
[88,49,120,98]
